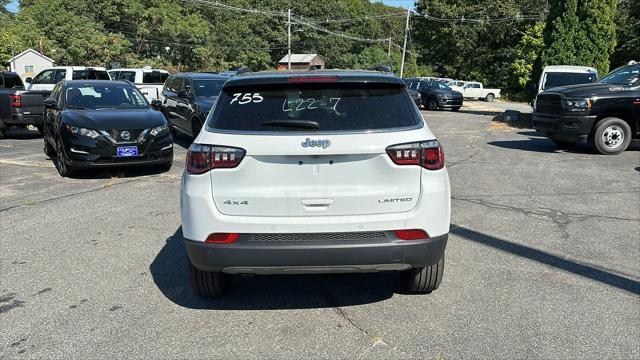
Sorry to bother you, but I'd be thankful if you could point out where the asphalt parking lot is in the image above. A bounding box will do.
[1,103,639,359]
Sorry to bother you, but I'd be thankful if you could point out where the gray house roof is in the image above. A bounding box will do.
[8,48,55,63]
[278,54,321,63]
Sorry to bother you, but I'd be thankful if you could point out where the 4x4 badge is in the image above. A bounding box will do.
[301,138,331,149]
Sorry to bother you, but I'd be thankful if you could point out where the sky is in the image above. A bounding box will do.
[6,0,414,13]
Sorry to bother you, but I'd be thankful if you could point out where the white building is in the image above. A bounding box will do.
[7,48,55,80]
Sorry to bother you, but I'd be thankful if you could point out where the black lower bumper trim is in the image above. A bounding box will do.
[185,233,448,274]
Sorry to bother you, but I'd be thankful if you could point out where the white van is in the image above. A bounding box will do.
[536,65,598,94]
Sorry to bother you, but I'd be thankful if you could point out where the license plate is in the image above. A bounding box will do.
[117,146,138,157]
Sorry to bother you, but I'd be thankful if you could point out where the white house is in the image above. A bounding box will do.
[7,48,55,80]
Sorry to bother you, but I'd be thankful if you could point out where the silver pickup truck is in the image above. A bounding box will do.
[0,71,47,139]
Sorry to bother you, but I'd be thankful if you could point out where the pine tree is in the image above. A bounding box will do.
[538,0,581,69]
[576,0,618,74]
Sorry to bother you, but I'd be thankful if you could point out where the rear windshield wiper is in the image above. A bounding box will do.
[65,105,89,110]
[261,120,320,130]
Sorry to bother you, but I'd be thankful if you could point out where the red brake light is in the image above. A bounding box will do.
[205,233,240,244]
[386,140,444,170]
[10,94,21,108]
[395,229,429,240]
[288,76,341,83]
[186,144,245,174]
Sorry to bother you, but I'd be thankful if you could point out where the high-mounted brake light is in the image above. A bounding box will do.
[186,144,245,174]
[395,229,429,240]
[9,94,21,108]
[288,76,341,83]
[205,233,240,244]
[386,140,444,170]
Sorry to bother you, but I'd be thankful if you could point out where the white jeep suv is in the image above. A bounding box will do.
[180,70,451,296]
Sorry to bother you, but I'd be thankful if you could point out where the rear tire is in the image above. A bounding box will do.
[0,121,6,139]
[425,98,438,111]
[451,106,461,112]
[485,93,495,102]
[188,260,228,297]
[404,256,444,293]
[592,117,632,155]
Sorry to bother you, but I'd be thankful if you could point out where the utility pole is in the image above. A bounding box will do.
[287,9,292,70]
[387,37,391,59]
[400,8,410,78]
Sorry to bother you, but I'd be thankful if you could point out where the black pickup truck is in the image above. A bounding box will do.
[0,71,47,139]
[533,62,640,155]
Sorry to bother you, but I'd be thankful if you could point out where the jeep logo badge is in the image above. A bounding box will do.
[301,138,331,149]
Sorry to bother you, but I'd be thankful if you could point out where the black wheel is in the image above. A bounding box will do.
[43,137,55,158]
[157,160,173,173]
[549,138,575,149]
[0,121,6,139]
[451,106,461,112]
[592,117,632,155]
[191,117,203,139]
[54,139,75,177]
[404,256,444,293]
[188,260,228,297]
[485,93,495,102]
[425,98,438,111]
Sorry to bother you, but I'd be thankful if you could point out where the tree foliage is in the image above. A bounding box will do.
[610,0,640,68]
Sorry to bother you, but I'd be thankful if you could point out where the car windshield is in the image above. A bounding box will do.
[209,82,420,133]
[597,65,640,85]
[193,79,226,97]
[65,84,149,110]
[544,72,597,89]
[430,81,452,90]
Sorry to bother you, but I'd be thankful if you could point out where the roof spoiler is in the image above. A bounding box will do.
[236,67,250,76]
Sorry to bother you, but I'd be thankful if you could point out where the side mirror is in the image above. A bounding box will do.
[43,99,57,109]
[25,77,33,84]
[151,99,162,109]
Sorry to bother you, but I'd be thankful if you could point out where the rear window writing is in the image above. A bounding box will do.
[209,83,420,132]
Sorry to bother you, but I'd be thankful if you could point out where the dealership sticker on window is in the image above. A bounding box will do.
[282,98,341,112]
[230,93,263,104]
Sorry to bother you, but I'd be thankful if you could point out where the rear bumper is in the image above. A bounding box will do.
[185,233,448,274]
[4,113,43,126]
[533,113,597,142]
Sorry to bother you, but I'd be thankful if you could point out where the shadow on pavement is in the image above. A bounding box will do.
[451,224,640,295]
[457,109,500,117]
[487,138,594,153]
[1,127,42,140]
[172,132,193,150]
[150,228,396,310]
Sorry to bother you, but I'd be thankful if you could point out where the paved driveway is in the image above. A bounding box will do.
[1,109,638,359]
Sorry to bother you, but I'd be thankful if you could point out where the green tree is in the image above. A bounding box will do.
[610,0,640,68]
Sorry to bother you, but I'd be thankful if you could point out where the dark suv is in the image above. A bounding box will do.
[160,73,228,139]
[405,78,463,111]
[533,62,639,154]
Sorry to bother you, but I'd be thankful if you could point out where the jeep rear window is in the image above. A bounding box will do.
[208,83,420,132]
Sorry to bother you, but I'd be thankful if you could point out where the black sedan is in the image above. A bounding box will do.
[42,80,173,177]
[160,73,228,139]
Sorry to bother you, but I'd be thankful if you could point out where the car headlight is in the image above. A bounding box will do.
[562,98,592,112]
[65,124,100,139]
[150,123,168,136]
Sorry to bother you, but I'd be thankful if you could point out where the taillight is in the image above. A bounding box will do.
[394,229,429,240]
[386,140,444,170]
[10,95,21,108]
[186,144,245,174]
[205,233,240,244]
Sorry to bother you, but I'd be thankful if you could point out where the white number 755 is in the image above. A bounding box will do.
[230,93,263,104]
